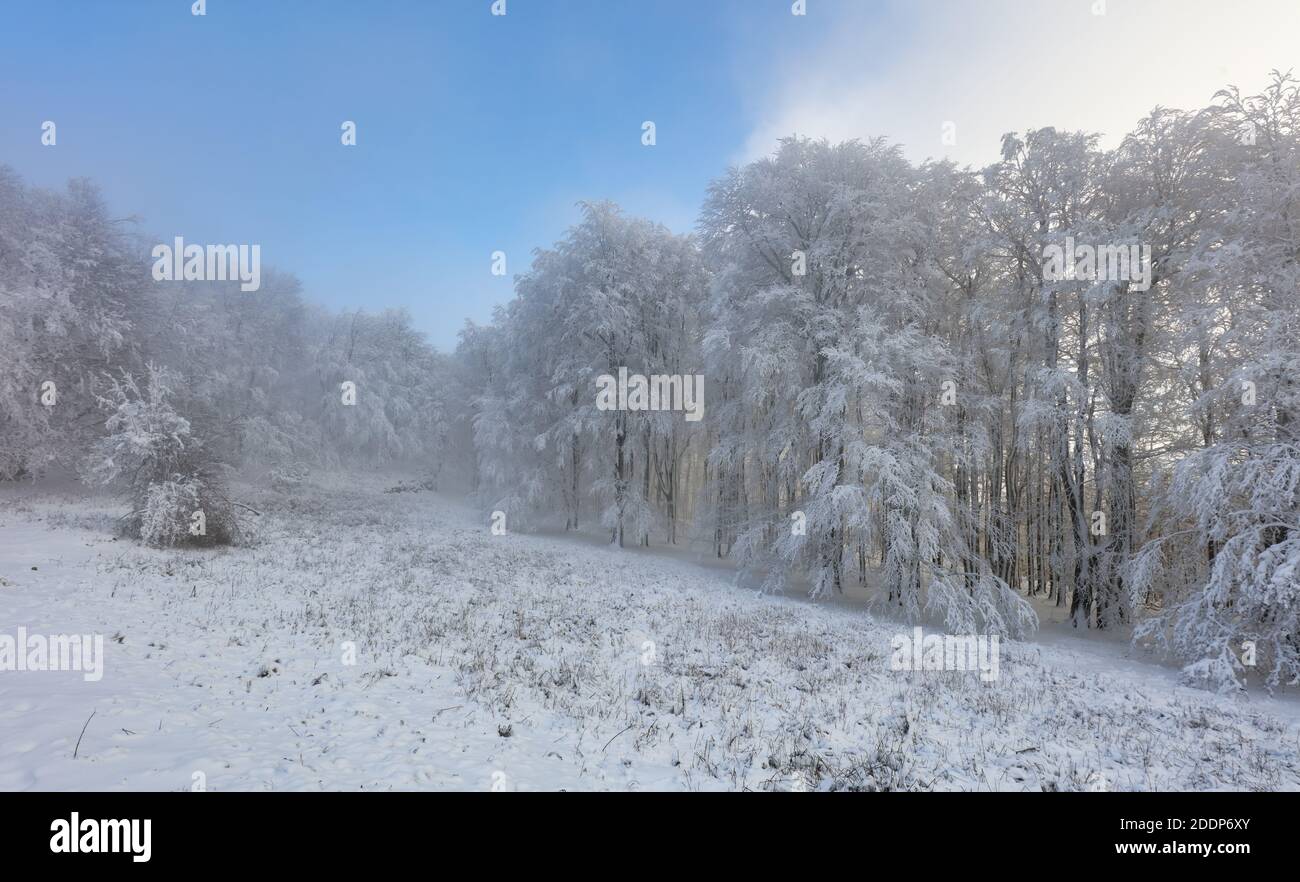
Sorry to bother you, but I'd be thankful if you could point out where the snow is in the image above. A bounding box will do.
[2,476,1298,791]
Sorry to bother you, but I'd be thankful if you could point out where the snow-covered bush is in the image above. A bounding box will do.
[138,475,203,548]
[85,364,247,547]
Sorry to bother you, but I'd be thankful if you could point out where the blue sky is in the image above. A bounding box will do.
[1,0,881,350]
[2,0,1294,350]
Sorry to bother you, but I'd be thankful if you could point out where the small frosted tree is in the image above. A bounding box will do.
[85,363,245,547]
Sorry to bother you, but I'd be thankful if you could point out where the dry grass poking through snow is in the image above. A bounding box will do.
[4,476,1299,791]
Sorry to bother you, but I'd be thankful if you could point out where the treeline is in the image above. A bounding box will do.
[2,74,1296,690]
[458,74,1299,690]
[0,166,454,541]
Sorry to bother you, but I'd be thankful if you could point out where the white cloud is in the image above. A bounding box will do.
[742,0,1300,167]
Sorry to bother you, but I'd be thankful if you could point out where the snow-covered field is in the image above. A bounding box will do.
[2,475,1299,792]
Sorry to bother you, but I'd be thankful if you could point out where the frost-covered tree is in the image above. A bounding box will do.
[0,172,137,479]
[700,138,1034,635]
[84,363,245,547]
[1129,73,1300,690]
[473,202,705,546]
[312,308,449,468]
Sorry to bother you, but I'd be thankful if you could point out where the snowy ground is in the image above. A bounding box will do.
[2,475,1299,792]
